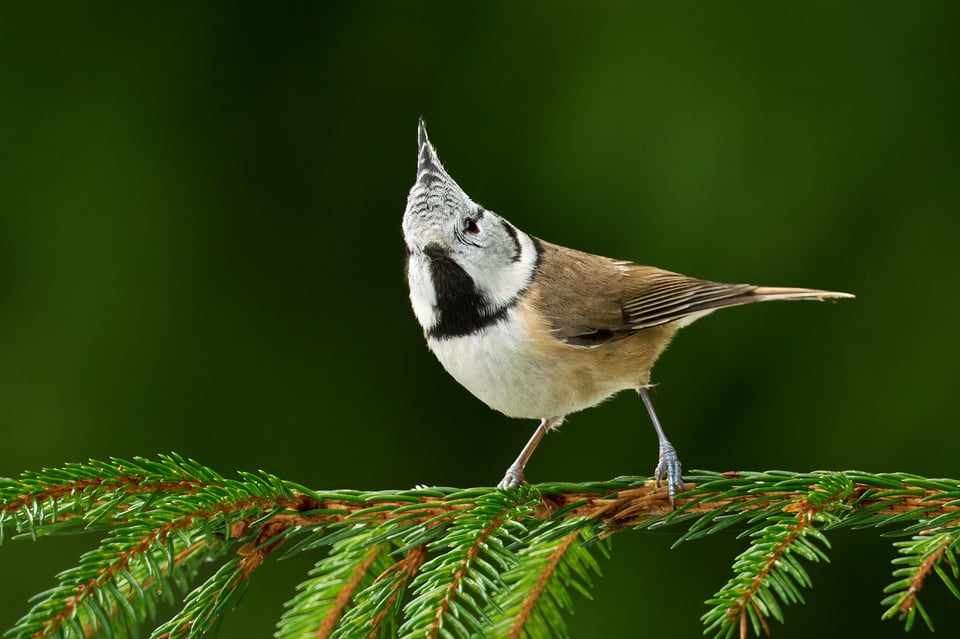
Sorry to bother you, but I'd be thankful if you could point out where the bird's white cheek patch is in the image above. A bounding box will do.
[467,230,538,309]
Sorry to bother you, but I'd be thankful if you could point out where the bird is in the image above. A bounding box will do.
[402,118,853,504]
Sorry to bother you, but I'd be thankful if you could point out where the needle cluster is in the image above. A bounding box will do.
[2,456,959,638]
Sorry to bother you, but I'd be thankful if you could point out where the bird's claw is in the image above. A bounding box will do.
[497,464,524,489]
[654,442,684,507]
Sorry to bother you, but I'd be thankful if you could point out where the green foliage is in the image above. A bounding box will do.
[485,523,606,639]
[277,527,394,639]
[702,513,832,638]
[699,473,852,638]
[398,488,539,638]
[882,529,960,631]
[3,458,960,638]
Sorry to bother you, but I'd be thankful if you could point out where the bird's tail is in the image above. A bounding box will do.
[749,286,855,302]
[665,285,854,329]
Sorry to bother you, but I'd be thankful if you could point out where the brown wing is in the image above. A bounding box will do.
[531,239,756,345]
[531,239,852,347]
[617,262,756,329]
[528,240,635,344]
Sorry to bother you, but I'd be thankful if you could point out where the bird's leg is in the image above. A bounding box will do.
[497,416,563,488]
[638,387,684,506]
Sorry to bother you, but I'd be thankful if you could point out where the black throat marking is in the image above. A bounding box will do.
[426,256,511,339]
[420,237,542,340]
[424,236,542,340]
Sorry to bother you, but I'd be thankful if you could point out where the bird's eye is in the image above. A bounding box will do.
[463,217,479,234]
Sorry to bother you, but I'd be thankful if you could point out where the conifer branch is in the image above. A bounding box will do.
[508,529,582,636]
[398,487,540,639]
[487,524,602,639]
[317,545,384,637]
[336,544,427,639]
[3,458,960,638]
[882,527,960,631]
[276,528,393,639]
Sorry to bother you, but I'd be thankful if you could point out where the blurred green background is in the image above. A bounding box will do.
[2,3,958,637]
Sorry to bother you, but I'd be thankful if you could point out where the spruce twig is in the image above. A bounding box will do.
[3,458,960,638]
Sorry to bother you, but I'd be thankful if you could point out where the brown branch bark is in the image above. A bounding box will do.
[34,492,289,639]
[368,545,427,637]
[899,533,955,614]
[315,545,383,639]
[260,479,959,534]
[508,529,582,639]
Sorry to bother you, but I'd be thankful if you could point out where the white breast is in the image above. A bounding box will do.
[426,305,622,419]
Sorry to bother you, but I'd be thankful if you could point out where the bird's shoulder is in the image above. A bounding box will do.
[526,239,637,345]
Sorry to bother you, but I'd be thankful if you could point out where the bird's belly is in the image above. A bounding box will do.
[426,313,625,419]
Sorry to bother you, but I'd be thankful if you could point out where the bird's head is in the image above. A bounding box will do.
[403,119,538,338]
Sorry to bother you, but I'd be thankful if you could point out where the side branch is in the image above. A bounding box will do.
[36,493,292,639]
[507,529,582,639]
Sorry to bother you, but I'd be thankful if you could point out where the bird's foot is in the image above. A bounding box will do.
[654,442,684,507]
[497,464,524,489]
